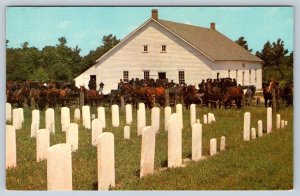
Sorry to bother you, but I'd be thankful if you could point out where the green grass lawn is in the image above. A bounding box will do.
[6,105,293,190]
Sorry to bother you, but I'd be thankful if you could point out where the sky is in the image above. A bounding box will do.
[6,7,294,56]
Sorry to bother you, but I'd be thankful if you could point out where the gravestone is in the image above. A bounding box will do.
[251,128,257,139]
[97,132,115,190]
[258,120,263,137]
[6,125,16,168]
[12,108,22,130]
[61,107,71,132]
[211,114,216,122]
[192,123,202,161]
[140,126,156,178]
[47,143,72,190]
[137,109,146,136]
[125,104,133,125]
[92,119,103,146]
[97,107,106,128]
[210,138,217,156]
[74,108,81,123]
[285,121,288,126]
[30,122,39,137]
[267,107,272,134]
[243,112,251,141]
[46,108,55,133]
[139,102,145,112]
[167,113,182,168]
[18,108,24,123]
[124,126,130,139]
[66,123,79,152]
[176,104,183,130]
[208,113,213,124]
[36,129,50,162]
[190,104,196,127]
[91,114,96,120]
[281,120,285,129]
[276,114,281,129]
[220,136,226,151]
[164,106,171,131]
[151,107,160,132]
[6,103,12,122]
[203,114,208,124]
[196,119,200,124]
[82,105,91,129]
[111,105,119,128]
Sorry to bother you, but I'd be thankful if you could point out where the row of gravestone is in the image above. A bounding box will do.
[243,107,288,141]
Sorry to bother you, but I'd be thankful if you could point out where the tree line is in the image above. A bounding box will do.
[6,35,293,84]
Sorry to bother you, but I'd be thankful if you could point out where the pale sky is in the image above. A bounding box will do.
[6,7,294,56]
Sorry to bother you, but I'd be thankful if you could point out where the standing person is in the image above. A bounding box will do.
[88,78,96,90]
[99,81,104,94]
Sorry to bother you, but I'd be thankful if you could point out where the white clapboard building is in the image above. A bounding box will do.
[75,9,263,94]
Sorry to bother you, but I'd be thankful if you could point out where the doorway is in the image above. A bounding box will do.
[90,75,96,81]
[158,72,166,80]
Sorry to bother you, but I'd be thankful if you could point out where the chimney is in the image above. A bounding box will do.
[210,22,216,30]
[151,9,158,20]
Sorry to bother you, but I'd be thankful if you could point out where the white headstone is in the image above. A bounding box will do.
[61,107,71,132]
[192,123,202,161]
[211,114,216,122]
[258,120,263,137]
[140,126,156,178]
[210,138,217,156]
[125,104,133,125]
[251,128,257,139]
[46,108,55,134]
[220,136,226,151]
[66,123,79,152]
[47,143,72,190]
[6,125,16,168]
[176,104,183,129]
[36,129,50,162]
[32,109,40,127]
[203,114,208,124]
[12,108,22,129]
[190,104,196,127]
[151,107,160,132]
[97,132,115,190]
[74,108,81,123]
[18,108,24,123]
[168,113,182,168]
[137,109,146,136]
[124,126,130,139]
[82,105,91,129]
[281,120,285,129]
[276,114,281,129]
[111,105,119,128]
[139,102,145,111]
[285,121,288,126]
[196,119,200,124]
[97,107,106,128]
[92,119,103,146]
[91,114,96,120]
[164,106,171,131]
[208,113,213,124]
[243,112,251,141]
[267,107,272,134]
[6,103,12,122]
[30,122,39,137]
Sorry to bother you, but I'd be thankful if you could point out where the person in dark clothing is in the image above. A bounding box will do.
[99,82,104,94]
[88,78,96,90]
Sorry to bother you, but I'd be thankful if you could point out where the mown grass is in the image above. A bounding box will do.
[6,104,293,190]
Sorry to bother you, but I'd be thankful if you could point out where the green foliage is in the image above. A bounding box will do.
[235,36,253,52]
[6,105,293,190]
[6,34,120,82]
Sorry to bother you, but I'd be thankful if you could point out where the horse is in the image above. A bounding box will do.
[263,80,281,108]
[204,83,223,108]
[7,86,27,107]
[80,86,101,106]
[182,85,202,109]
[282,81,293,107]
[145,86,165,108]
[223,86,243,109]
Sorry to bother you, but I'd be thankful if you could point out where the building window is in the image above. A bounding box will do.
[123,71,129,82]
[162,45,166,52]
[143,45,148,52]
[236,70,238,81]
[249,69,251,83]
[228,70,231,78]
[178,71,185,84]
[144,71,150,80]
[255,69,257,82]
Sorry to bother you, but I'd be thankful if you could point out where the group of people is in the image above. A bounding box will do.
[117,78,184,89]
[198,78,237,92]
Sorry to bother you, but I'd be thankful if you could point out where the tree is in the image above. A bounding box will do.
[235,37,252,52]
[6,40,9,47]
[58,37,67,46]
[21,41,29,49]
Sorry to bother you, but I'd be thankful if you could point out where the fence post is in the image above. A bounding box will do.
[80,92,84,107]
[165,89,170,107]
[120,95,125,109]
[272,88,277,113]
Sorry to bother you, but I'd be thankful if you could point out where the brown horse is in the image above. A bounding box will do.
[80,86,101,106]
[7,86,27,107]
[145,86,165,108]
[263,80,281,107]
[182,85,201,109]
[204,83,223,108]
[223,86,243,109]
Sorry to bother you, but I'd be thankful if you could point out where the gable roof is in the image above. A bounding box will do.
[157,19,263,62]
